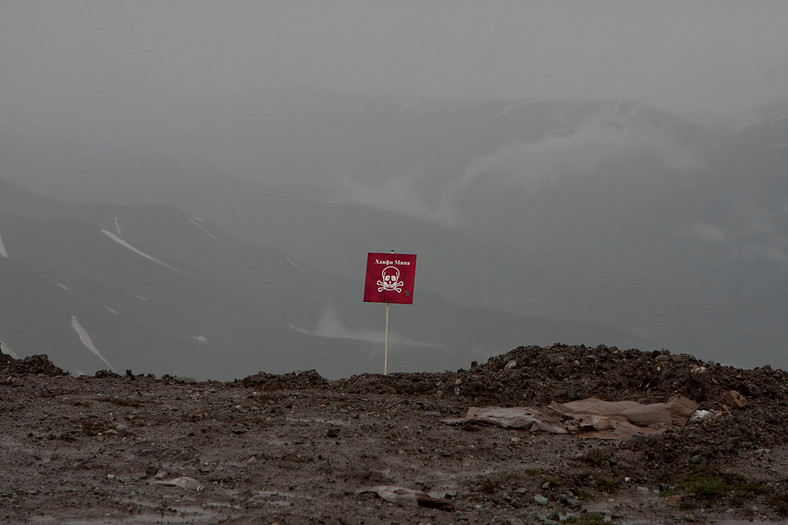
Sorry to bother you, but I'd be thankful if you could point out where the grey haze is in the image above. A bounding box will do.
[1,1,787,378]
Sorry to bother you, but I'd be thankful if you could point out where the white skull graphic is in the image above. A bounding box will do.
[377,266,404,293]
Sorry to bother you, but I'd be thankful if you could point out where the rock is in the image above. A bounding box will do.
[721,390,747,407]
[533,494,549,506]
[501,518,526,525]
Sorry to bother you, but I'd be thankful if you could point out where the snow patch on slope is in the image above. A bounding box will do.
[0,231,8,258]
[0,339,20,359]
[286,257,304,271]
[54,282,70,291]
[370,97,436,119]
[189,217,220,240]
[304,309,443,348]
[486,98,547,121]
[461,119,698,194]
[101,229,187,275]
[71,315,116,371]
[769,113,788,124]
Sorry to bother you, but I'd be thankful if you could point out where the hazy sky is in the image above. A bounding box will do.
[2,1,788,131]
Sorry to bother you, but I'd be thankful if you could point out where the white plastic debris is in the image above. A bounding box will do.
[360,485,454,510]
[689,409,711,423]
[155,476,204,492]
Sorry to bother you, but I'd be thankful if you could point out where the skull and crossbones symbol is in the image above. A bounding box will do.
[377,266,404,293]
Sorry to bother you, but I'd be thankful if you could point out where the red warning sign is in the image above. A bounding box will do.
[363,252,417,304]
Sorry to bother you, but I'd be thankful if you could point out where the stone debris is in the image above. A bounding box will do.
[0,344,786,523]
[721,389,748,408]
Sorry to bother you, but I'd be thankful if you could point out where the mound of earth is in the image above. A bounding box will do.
[0,350,69,377]
[1,344,786,524]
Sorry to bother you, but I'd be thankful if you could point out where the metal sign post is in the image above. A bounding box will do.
[363,251,417,375]
[384,302,390,376]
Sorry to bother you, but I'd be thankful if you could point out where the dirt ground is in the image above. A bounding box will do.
[1,344,787,524]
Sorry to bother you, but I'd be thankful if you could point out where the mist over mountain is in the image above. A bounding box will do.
[0,162,648,379]
[1,89,786,376]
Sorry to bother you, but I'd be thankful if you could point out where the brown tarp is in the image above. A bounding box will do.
[443,395,698,439]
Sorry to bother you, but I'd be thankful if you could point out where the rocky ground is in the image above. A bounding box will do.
[1,344,787,524]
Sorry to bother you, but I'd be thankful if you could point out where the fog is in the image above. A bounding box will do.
[3,2,788,133]
[1,1,787,373]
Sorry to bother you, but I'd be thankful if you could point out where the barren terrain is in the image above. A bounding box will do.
[1,344,787,524]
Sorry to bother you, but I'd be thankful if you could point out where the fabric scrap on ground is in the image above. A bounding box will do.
[443,395,699,439]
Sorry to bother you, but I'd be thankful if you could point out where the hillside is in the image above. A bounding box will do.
[2,91,787,371]
[0,176,646,379]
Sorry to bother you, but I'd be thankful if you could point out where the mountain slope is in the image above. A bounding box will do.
[0,178,645,378]
[2,90,786,370]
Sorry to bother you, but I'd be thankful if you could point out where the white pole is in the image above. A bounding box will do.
[383,249,394,376]
[384,301,390,375]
